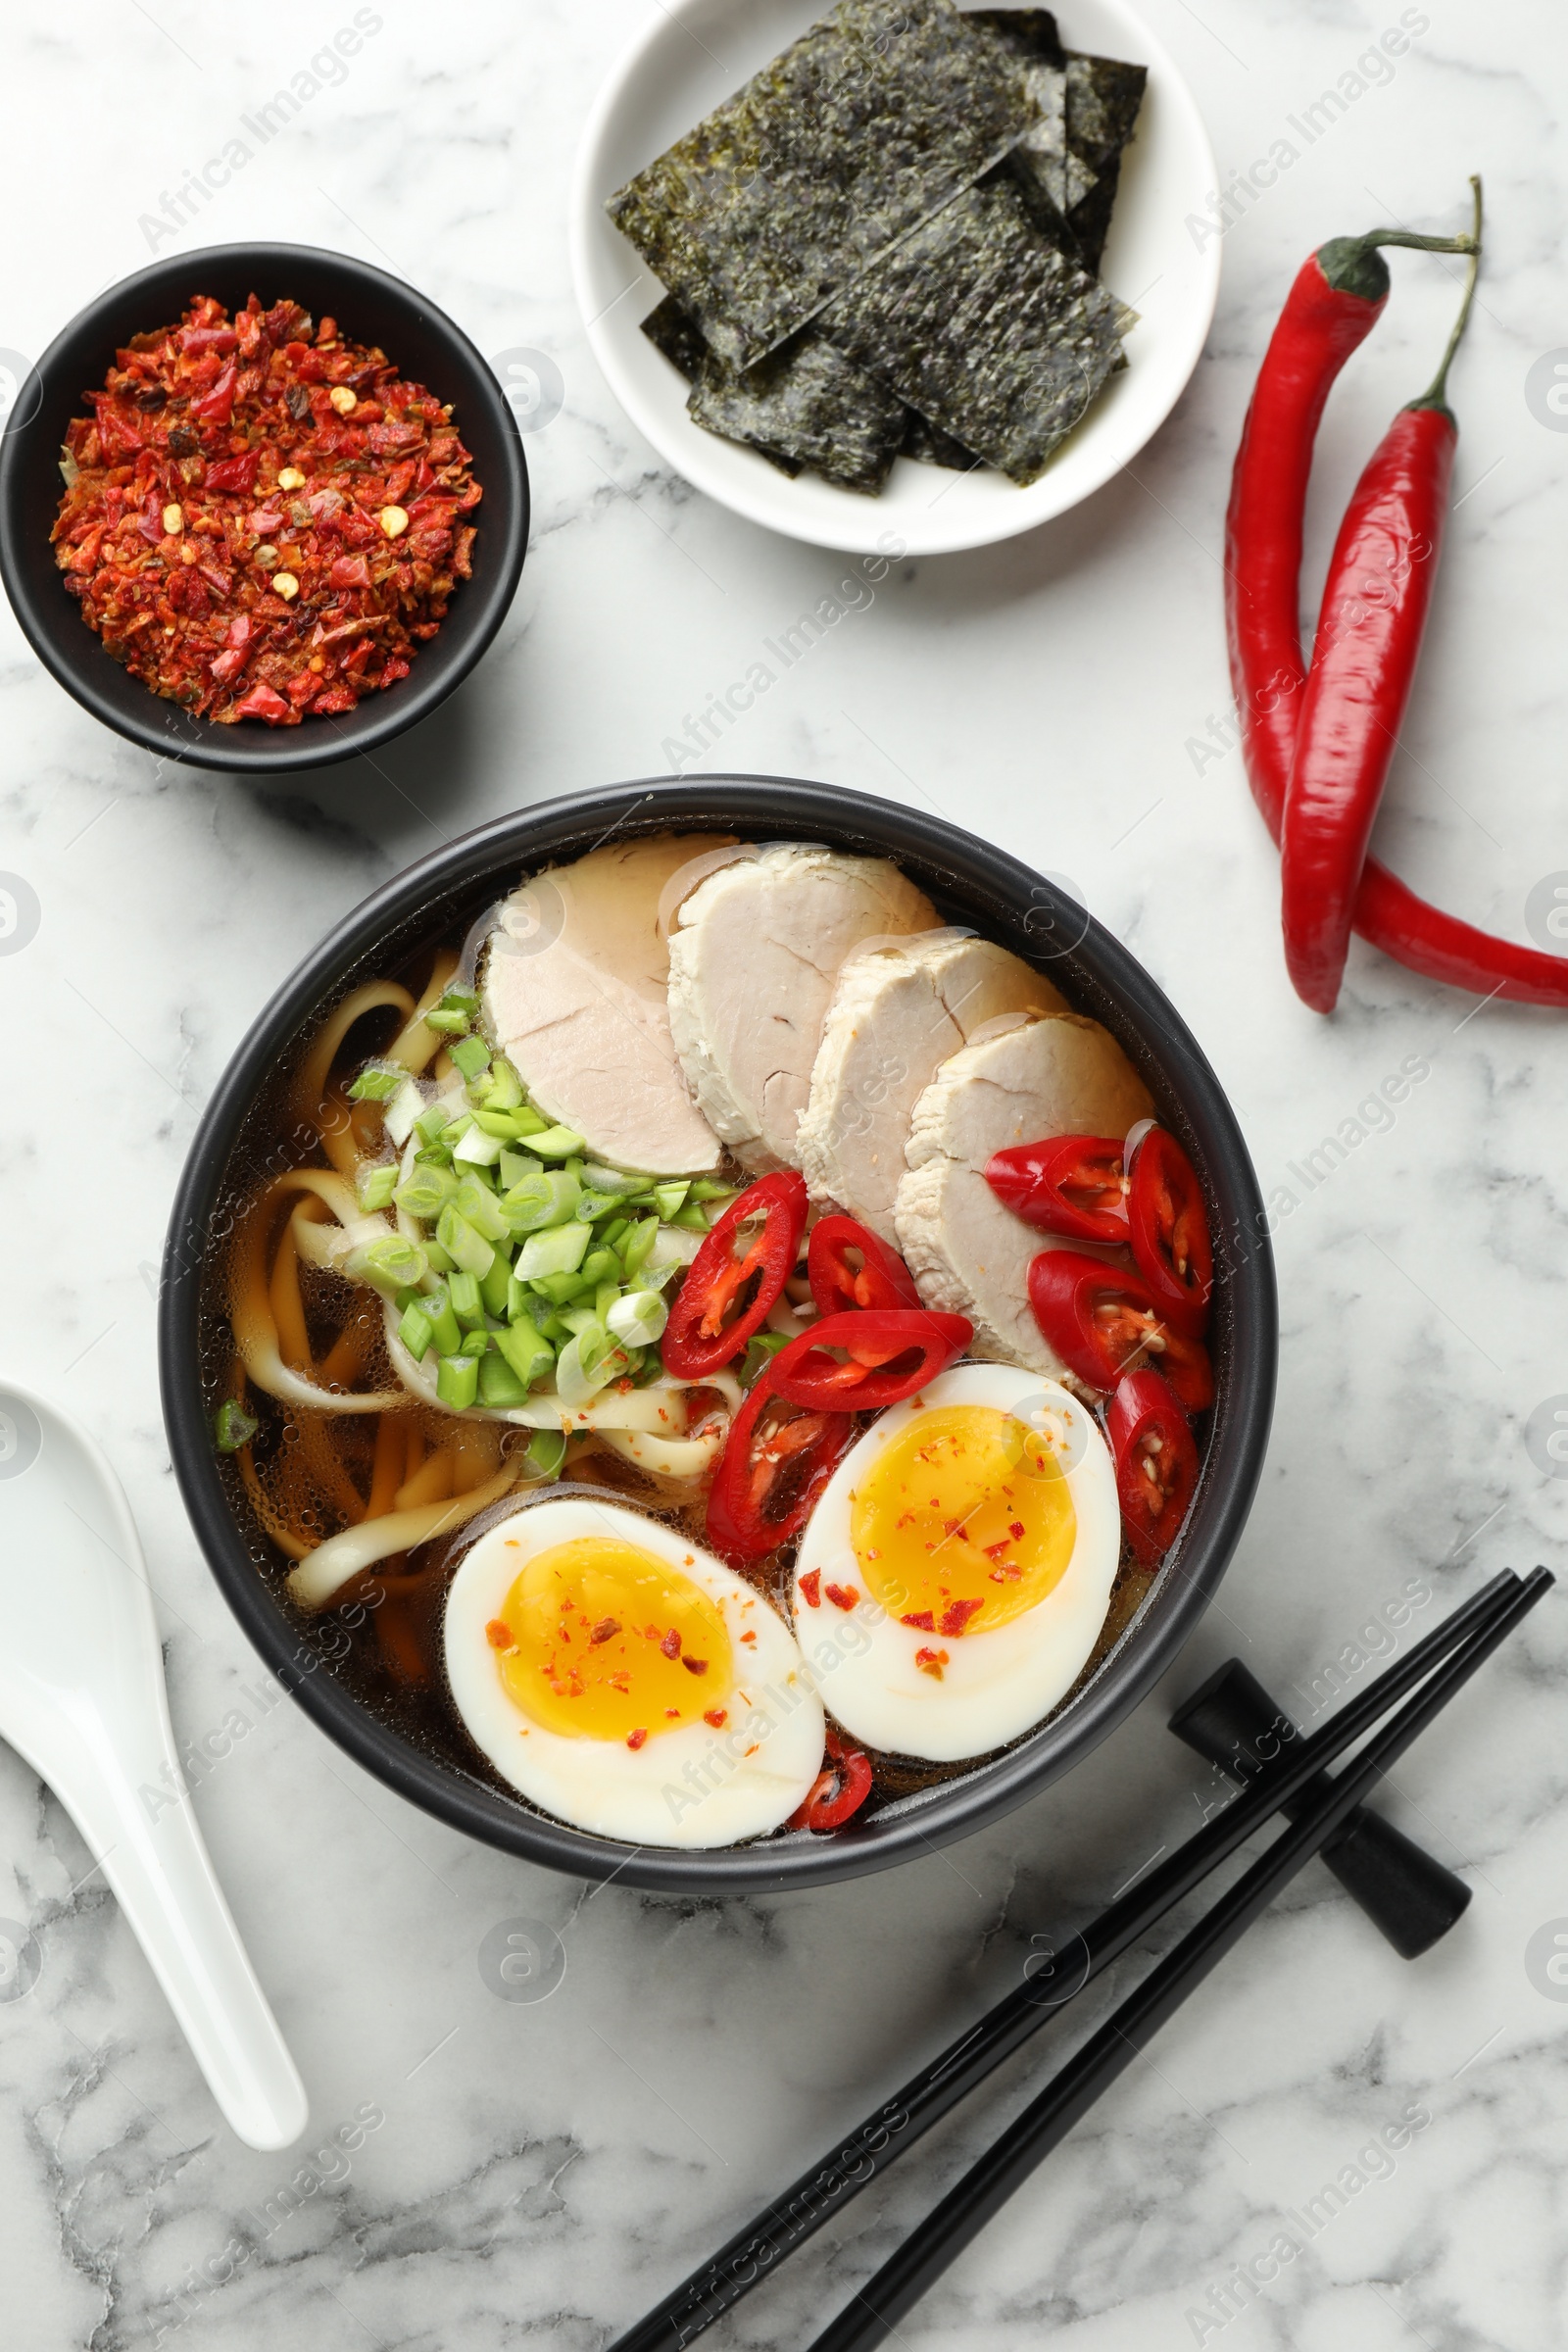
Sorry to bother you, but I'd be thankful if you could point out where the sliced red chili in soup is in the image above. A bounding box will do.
[662,1172,808,1379]
[766,1308,971,1411]
[985,1134,1130,1244]
[704,1365,854,1561]
[1107,1370,1200,1564]
[1127,1128,1213,1328]
[1027,1250,1213,1412]
[787,1730,873,1832]
[807,1214,922,1316]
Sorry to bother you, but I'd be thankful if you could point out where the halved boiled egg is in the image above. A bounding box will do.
[791,1364,1121,1762]
[445,1496,823,1846]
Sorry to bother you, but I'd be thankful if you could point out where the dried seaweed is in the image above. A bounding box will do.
[1063,53,1148,270]
[690,330,906,493]
[640,294,710,383]
[605,0,1036,368]
[824,174,1123,484]
[901,408,982,471]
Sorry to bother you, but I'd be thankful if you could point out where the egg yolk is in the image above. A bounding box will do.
[849,1405,1076,1638]
[488,1536,732,1742]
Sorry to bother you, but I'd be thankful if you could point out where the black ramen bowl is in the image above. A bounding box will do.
[0,241,528,775]
[159,777,1277,1893]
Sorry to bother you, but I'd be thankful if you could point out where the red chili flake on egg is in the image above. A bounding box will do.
[661,1627,681,1659]
[626,1728,649,1749]
[485,1619,513,1649]
[740,1629,758,1645]
[590,1617,620,1644]
[940,1597,984,1638]
[1009,1521,1026,1541]
[799,1571,822,1609]
[901,1610,936,1631]
[682,1654,710,1677]
[704,1708,727,1729]
[824,1583,859,1611]
[914,1647,949,1680]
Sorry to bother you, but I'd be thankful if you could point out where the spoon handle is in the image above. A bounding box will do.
[44,1691,310,2152]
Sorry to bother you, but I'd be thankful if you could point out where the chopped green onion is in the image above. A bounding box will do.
[398,1300,436,1362]
[576,1187,628,1223]
[529,1269,590,1305]
[477,1350,529,1408]
[509,1101,550,1137]
[214,1398,258,1452]
[357,1161,399,1213]
[485,1058,524,1111]
[579,1163,650,1197]
[494,1321,554,1390]
[503,1169,580,1235]
[579,1248,617,1288]
[453,1123,504,1168]
[555,1328,619,1409]
[435,1205,496,1280]
[423,1006,470,1035]
[608,1289,669,1348]
[688,1179,737,1203]
[526,1427,567,1479]
[599,1215,631,1253]
[425,1286,465,1356]
[516,1220,592,1281]
[479,1248,513,1318]
[471,1108,523,1139]
[594,1278,620,1323]
[739,1330,793,1389]
[653,1180,690,1219]
[395,1164,458,1221]
[347,1062,404,1103]
[620,1217,660,1277]
[464,1327,492,1353]
[436,1354,479,1411]
[499,1148,543,1190]
[346,1233,428,1296]
[384,1078,426,1148]
[454,1175,510,1243]
[443,983,480,1015]
[423,1238,455,1274]
[415,1103,452,1145]
[530,1125,587,1160]
[558,1303,603,1339]
[671,1202,710,1230]
[448,1269,484,1326]
[450,1035,491,1081]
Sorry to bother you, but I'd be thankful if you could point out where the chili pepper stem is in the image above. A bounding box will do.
[1409,176,1483,416]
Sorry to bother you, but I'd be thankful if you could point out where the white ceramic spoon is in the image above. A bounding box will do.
[0,1377,307,2151]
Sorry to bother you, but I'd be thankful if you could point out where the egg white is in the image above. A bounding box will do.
[445,1496,824,1847]
[792,1365,1121,1762]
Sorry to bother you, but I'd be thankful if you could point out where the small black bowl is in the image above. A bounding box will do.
[159,777,1277,1893]
[0,242,528,774]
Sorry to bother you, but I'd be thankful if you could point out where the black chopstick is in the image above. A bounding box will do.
[806,1565,1552,2352]
[611,1567,1520,2352]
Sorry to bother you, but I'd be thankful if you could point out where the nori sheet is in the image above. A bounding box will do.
[823,173,1124,485]
[605,0,1037,369]
[1062,53,1148,270]
[640,293,710,383]
[641,296,805,474]
[901,408,983,471]
[689,330,906,494]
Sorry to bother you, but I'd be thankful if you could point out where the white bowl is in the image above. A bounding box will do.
[570,0,1220,556]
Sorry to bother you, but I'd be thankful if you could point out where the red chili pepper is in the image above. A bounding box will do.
[1127,1129,1212,1329]
[190,361,238,423]
[204,451,259,494]
[985,1134,1129,1244]
[766,1307,971,1410]
[807,1214,922,1316]
[705,1368,855,1561]
[787,1729,873,1833]
[1107,1371,1200,1566]
[1280,215,1480,1013]
[1228,189,1568,1005]
[662,1173,808,1379]
[1027,1250,1213,1411]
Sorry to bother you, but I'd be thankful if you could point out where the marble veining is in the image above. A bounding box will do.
[1,1,1566,2346]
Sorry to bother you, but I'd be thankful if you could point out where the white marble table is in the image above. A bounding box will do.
[2,3,1565,2346]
